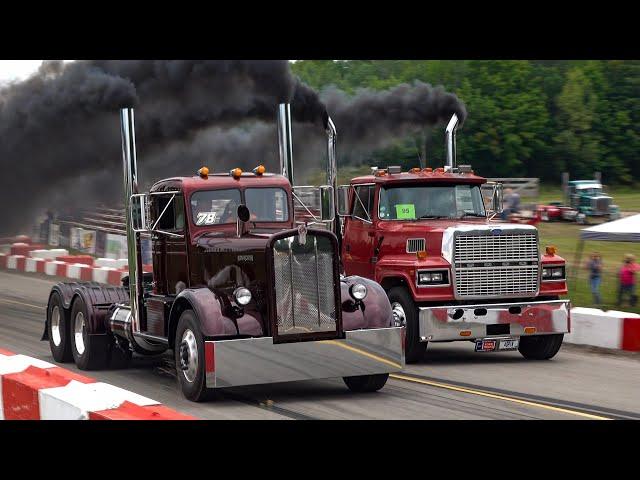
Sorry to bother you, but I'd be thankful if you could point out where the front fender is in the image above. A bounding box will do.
[168,288,264,346]
[340,276,393,330]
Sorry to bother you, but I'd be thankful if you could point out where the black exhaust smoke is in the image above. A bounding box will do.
[0,60,465,235]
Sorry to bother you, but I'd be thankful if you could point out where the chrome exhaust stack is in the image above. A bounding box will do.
[277,103,294,186]
[119,108,143,335]
[324,113,339,236]
[445,113,458,172]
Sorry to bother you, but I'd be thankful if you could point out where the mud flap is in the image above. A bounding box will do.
[41,321,49,341]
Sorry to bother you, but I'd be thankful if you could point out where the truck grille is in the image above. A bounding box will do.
[453,231,539,299]
[593,197,611,214]
[272,233,337,338]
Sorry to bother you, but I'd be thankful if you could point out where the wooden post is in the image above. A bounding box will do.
[562,172,569,196]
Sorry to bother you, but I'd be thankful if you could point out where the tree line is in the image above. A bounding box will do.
[291,60,640,185]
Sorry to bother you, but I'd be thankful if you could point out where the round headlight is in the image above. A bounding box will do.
[233,287,252,306]
[349,283,367,301]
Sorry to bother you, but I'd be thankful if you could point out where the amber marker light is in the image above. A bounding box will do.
[545,245,557,256]
[230,168,243,179]
[423,168,433,173]
[460,330,472,337]
[198,166,209,179]
[524,327,537,334]
[410,167,421,174]
[253,165,266,176]
[416,250,428,260]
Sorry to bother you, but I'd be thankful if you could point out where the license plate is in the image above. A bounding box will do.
[499,339,519,350]
[475,338,519,352]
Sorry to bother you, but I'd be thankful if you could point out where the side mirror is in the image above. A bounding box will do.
[337,185,350,217]
[130,193,149,232]
[237,204,251,223]
[319,185,335,222]
[491,183,503,214]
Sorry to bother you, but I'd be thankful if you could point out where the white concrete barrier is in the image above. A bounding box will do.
[44,260,66,276]
[25,257,45,273]
[7,255,25,270]
[29,249,69,260]
[566,307,640,351]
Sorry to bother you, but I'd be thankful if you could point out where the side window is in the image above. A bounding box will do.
[155,194,185,231]
[351,185,374,222]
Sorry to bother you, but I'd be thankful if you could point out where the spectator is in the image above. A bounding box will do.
[585,252,603,305]
[501,188,521,220]
[617,254,640,307]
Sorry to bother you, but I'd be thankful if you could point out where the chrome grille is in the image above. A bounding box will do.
[406,238,425,253]
[453,231,539,299]
[273,233,337,336]
[593,197,611,214]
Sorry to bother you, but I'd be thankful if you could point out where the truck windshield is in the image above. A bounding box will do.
[245,188,289,222]
[191,189,242,225]
[191,187,289,226]
[379,184,486,220]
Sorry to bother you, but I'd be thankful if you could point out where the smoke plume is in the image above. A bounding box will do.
[0,60,465,235]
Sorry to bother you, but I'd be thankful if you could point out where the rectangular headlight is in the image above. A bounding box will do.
[418,270,449,286]
[542,266,565,280]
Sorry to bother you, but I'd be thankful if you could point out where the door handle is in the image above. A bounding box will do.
[345,244,351,252]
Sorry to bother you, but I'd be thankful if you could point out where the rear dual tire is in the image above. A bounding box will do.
[67,296,132,370]
[48,292,73,363]
[518,334,564,360]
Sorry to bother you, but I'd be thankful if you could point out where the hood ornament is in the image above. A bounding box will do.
[297,223,308,245]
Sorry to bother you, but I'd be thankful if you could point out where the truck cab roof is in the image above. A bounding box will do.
[150,172,292,194]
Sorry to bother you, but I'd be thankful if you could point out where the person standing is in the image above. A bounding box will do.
[617,254,640,307]
[501,188,521,220]
[585,252,603,305]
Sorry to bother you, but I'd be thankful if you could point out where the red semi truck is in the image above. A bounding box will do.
[336,115,570,362]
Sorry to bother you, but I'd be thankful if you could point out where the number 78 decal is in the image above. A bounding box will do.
[196,212,218,225]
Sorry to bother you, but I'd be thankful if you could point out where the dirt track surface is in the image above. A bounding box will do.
[1,270,638,420]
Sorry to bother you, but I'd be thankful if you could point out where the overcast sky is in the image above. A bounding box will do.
[0,60,74,84]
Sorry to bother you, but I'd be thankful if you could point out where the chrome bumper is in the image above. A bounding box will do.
[418,300,570,342]
[204,327,405,389]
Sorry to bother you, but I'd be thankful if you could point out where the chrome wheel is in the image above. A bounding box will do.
[391,302,406,328]
[179,329,198,383]
[73,311,86,356]
[51,306,62,347]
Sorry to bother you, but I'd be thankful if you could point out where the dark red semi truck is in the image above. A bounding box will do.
[317,114,570,363]
[41,107,404,401]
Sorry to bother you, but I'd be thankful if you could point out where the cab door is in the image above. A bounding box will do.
[151,192,188,296]
[342,184,376,278]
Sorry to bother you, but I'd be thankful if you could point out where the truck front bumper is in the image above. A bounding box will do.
[419,299,570,342]
[204,327,405,389]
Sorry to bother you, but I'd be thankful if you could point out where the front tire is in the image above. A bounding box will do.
[343,373,389,393]
[47,292,73,363]
[175,310,209,402]
[70,296,109,370]
[387,286,426,363]
[518,334,564,360]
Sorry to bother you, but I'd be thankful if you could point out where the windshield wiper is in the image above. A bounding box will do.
[459,212,487,218]
[418,215,452,219]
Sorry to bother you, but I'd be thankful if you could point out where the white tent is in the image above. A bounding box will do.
[571,214,640,286]
[580,214,640,242]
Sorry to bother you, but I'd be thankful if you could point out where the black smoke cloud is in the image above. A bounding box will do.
[0,60,465,235]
